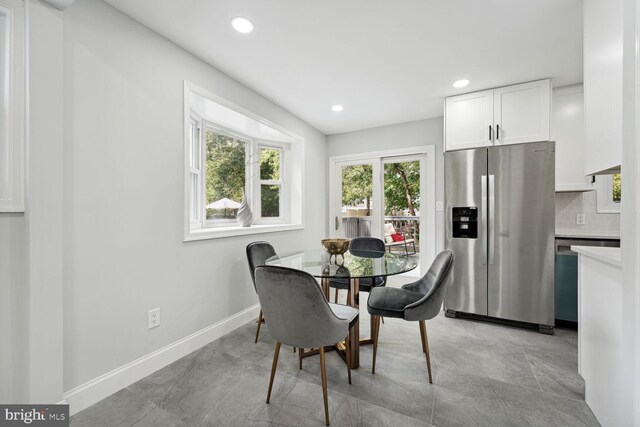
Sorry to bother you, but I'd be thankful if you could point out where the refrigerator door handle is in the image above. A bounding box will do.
[481,175,488,265]
[489,174,495,265]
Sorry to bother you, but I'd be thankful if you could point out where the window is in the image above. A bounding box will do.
[204,127,247,224]
[0,0,25,212]
[184,82,303,240]
[596,173,621,213]
[259,146,283,219]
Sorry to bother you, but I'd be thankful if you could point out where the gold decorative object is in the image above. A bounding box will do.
[321,238,350,263]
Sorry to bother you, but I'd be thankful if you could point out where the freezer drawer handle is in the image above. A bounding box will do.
[489,175,495,265]
[481,175,488,265]
[489,125,492,142]
[496,124,500,141]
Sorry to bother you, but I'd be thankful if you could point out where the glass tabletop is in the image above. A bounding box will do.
[265,249,418,279]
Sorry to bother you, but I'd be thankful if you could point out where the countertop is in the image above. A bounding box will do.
[556,232,620,240]
[571,246,622,267]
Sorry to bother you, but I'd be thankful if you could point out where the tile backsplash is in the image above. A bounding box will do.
[555,191,620,236]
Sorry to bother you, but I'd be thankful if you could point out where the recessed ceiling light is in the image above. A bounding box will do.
[331,105,344,112]
[453,79,470,88]
[231,17,254,34]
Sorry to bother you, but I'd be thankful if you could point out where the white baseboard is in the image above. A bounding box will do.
[63,304,260,416]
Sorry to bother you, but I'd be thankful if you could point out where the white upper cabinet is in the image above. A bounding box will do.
[444,79,551,152]
[444,90,493,151]
[583,0,622,175]
[552,85,593,192]
[493,80,550,146]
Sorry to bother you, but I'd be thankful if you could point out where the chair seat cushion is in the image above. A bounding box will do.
[328,303,359,327]
[367,287,424,319]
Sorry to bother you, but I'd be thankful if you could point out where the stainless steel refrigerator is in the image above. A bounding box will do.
[444,141,555,333]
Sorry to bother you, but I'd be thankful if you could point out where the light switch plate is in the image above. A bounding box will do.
[436,201,444,211]
[576,213,586,225]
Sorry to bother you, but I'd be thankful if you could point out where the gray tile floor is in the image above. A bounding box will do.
[71,282,599,427]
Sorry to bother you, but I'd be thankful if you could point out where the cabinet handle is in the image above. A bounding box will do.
[496,124,500,140]
[489,125,492,141]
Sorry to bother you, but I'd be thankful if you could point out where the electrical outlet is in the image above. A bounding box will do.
[148,308,160,329]
[436,201,444,211]
[576,213,586,225]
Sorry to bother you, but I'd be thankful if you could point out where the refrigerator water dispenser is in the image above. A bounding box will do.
[452,207,478,238]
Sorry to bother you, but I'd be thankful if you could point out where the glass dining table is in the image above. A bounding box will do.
[266,249,418,368]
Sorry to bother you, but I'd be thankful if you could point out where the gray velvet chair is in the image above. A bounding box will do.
[329,237,387,303]
[255,265,358,426]
[246,241,277,343]
[367,250,454,383]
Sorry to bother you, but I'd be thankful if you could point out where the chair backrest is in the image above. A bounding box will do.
[255,266,350,348]
[246,241,277,291]
[349,237,385,254]
[402,250,454,321]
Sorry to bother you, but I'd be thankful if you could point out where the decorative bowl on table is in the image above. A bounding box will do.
[321,238,350,264]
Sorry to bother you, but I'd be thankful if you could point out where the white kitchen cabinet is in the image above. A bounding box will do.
[552,85,593,192]
[494,80,550,146]
[444,79,551,152]
[444,90,493,151]
[583,0,622,175]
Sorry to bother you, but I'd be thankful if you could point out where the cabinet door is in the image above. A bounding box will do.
[444,90,493,151]
[493,79,550,146]
[552,85,593,192]
[583,0,622,175]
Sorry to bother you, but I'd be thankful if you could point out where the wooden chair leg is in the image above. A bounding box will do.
[372,315,381,374]
[334,288,339,303]
[344,332,352,385]
[266,341,281,403]
[255,309,264,343]
[419,320,433,384]
[346,290,351,304]
[419,321,427,354]
[381,317,385,325]
[299,347,303,369]
[319,347,330,426]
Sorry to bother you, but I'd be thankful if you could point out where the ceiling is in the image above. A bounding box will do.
[103,0,583,135]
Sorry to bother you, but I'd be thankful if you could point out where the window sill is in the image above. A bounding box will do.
[184,223,303,242]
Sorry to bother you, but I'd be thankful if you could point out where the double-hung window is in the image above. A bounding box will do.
[257,145,285,221]
[184,82,303,241]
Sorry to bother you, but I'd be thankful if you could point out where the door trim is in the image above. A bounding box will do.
[329,145,436,274]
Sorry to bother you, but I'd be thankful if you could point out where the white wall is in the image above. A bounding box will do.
[0,0,64,404]
[62,0,326,392]
[326,117,445,252]
[0,214,28,403]
[28,0,65,403]
[621,0,639,423]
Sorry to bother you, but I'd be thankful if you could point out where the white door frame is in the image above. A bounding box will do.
[329,145,436,274]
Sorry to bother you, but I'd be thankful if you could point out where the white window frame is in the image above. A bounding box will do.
[188,115,203,227]
[0,0,25,212]
[201,122,251,229]
[596,174,621,214]
[183,81,303,241]
[255,143,287,224]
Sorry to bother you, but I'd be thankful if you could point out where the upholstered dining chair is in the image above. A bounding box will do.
[329,237,387,303]
[255,265,358,426]
[246,241,277,343]
[367,250,454,383]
